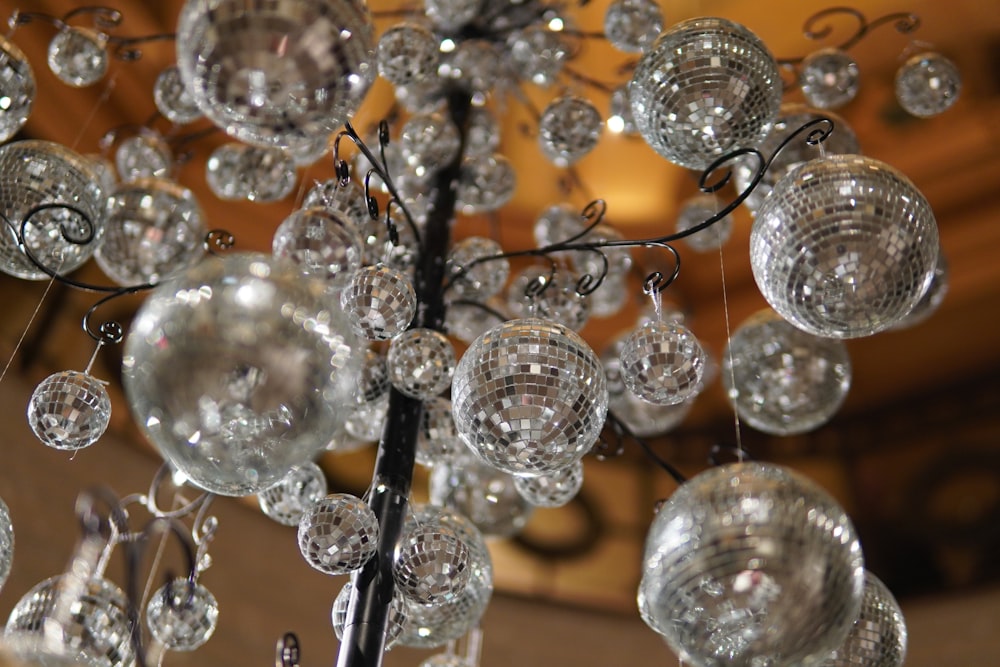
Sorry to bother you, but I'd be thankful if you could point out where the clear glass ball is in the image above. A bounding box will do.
[620,321,705,406]
[115,133,173,182]
[297,493,378,575]
[514,460,584,508]
[394,523,471,605]
[341,264,417,341]
[400,113,461,172]
[387,328,455,400]
[506,266,590,331]
[639,462,865,667]
[154,65,202,125]
[723,309,851,436]
[750,154,939,338]
[800,48,860,110]
[507,25,568,86]
[675,194,734,252]
[332,582,407,649]
[629,17,781,170]
[146,579,219,651]
[429,457,534,539]
[604,0,663,53]
[47,27,107,87]
[0,35,35,143]
[377,23,439,87]
[819,571,907,667]
[452,318,608,475]
[416,397,464,467]
[0,139,106,280]
[456,153,516,214]
[895,52,961,118]
[257,461,328,526]
[6,575,134,667]
[446,236,508,300]
[121,253,361,496]
[272,206,363,289]
[96,178,206,286]
[176,0,374,150]
[538,96,603,167]
[27,371,111,451]
[0,496,12,592]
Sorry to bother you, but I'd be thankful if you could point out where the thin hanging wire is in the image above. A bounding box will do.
[716,208,743,462]
[72,70,120,150]
[0,256,64,385]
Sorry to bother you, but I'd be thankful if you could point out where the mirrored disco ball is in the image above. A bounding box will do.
[394,523,471,605]
[96,178,206,286]
[620,321,706,406]
[506,266,590,331]
[456,153,516,214]
[154,66,202,125]
[272,206,363,289]
[416,397,464,468]
[443,39,499,93]
[387,328,455,400]
[507,25,568,86]
[799,48,860,110]
[297,493,378,575]
[0,139,106,280]
[513,459,584,508]
[400,113,461,173]
[895,52,962,118]
[451,318,608,476]
[629,17,781,170]
[0,35,35,143]
[257,461,328,527]
[232,146,298,202]
[750,154,939,338]
[341,264,417,341]
[115,133,172,183]
[675,195,733,252]
[639,462,864,667]
[146,579,219,651]
[429,457,533,538]
[344,394,388,442]
[6,575,134,667]
[27,371,111,451]
[176,0,375,150]
[538,96,603,167]
[0,496,12,592]
[355,348,390,404]
[819,571,906,667]
[446,236,508,301]
[604,0,663,53]
[723,309,851,436]
[377,23,439,87]
[47,28,107,87]
[121,253,361,496]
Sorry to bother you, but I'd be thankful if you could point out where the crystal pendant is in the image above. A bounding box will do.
[47,28,108,87]
[332,582,408,650]
[604,0,663,53]
[639,462,865,667]
[457,153,516,214]
[297,494,378,575]
[513,460,584,508]
[0,497,12,592]
[96,178,206,286]
[819,571,907,667]
[620,321,706,406]
[538,96,603,167]
[750,154,939,338]
[446,236,508,301]
[452,318,608,476]
[429,457,533,538]
[121,253,361,496]
[675,195,733,252]
[895,52,962,117]
[387,328,455,400]
[416,397,464,468]
[400,113,461,174]
[506,266,590,331]
[257,461,328,527]
[115,133,172,182]
[394,522,471,605]
[629,17,781,170]
[175,0,375,150]
[0,35,35,143]
[507,25,568,86]
[723,309,851,436]
[799,48,861,110]
[27,371,111,451]
[272,207,363,289]
[377,23,439,87]
[146,579,219,651]
[154,65,202,125]
[341,264,417,341]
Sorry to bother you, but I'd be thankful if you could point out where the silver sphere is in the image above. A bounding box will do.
[386,328,455,400]
[146,579,219,651]
[513,460,584,508]
[272,206,363,288]
[298,494,378,575]
[28,371,111,451]
[341,264,417,341]
[47,28,107,87]
[620,321,706,406]
[819,571,907,667]
[895,52,961,118]
[0,35,35,143]
[538,96,603,166]
[257,461,328,527]
[800,48,860,110]
[394,523,471,605]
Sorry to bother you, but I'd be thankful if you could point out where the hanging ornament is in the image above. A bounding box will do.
[443,301,506,345]
[297,494,378,575]
[507,25,568,86]
[819,571,907,667]
[506,266,591,331]
[386,328,455,400]
[604,341,694,438]
[153,65,202,125]
[393,522,471,605]
[620,320,706,406]
[303,179,371,231]
[513,460,584,508]
[115,133,172,182]
[47,27,108,87]
[400,113,462,174]
[340,264,417,341]
[272,207,363,289]
[799,48,861,110]
[675,194,734,252]
[538,96,603,167]
[533,203,585,249]
[377,23,439,87]
[446,237,508,301]
[0,35,35,143]
[429,456,534,539]
[331,582,408,650]
[344,394,389,442]
[456,153,516,214]
[604,0,664,53]
[895,52,962,117]
[257,461,328,527]
[146,579,220,651]
[27,370,111,451]
[0,497,12,592]
[416,397,465,468]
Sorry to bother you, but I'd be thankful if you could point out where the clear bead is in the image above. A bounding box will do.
[377,23,439,87]
[47,27,108,87]
[400,113,462,174]
[0,497,12,592]
[675,194,734,252]
[297,493,378,575]
[895,52,961,118]
[620,321,706,406]
[538,96,603,167]
[154,65,202,125]
[456,153,516,214]
[0,35,35,143]
[818,571,907,667]
[272,207,363,289]
[416,397,464,467]
[28,371,111,451]
[507,25,568,86]
[387,328,455,400]
[394,523,471,605]
[257,461,328,527]
[514,460,584,508]
[146,579,219,651]
[332,582,408,649]
[800,48,860,110]
[604,0,663,53]
[340,264,417,341]
[115,133,173,182]
[446,236,508,300]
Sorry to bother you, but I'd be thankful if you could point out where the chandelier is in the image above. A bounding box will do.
[0,1,966,667]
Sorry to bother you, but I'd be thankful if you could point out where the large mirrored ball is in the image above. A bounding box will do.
[258,461,328,526]
[538,96,603,167]
[819,571,907,667]
[272,206,363,289]
[629,17,781,170]
[895,52,961,118]
[394,523,471,605]
[799,48,860,110]
[723,310,851,436]
[27,371,111,451]
[451,318,608,476]
[121,253,361,496]
[146,579,219,651]
[0,35,35,143]
[0,497,12,592]
[751,155,938,338]
[341,264,417,341]
[639,463,864,667]
[298,493,378,575]
[175,0,375,150]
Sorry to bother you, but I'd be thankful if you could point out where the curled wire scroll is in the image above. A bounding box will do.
[10,7,176,62]
[777,7,922,66]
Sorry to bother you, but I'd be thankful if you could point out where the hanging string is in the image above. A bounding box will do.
[0,256,64,386]
[716,204,744,462]
[71,70,120,150]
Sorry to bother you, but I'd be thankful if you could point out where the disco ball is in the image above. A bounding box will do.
[47,28,107,87]
[154,66,202,125]
[416,397,464,467]
[604,0,663,53]
[386,328,455,400]
[446,236,508,300]
[115,133,172,183]
[620,321,706,406]
[298,493,378,575]
[27,371,111,451]
[257,461,328,527]
[146,579,219,651]
[750,154,939,338]
[675,195,734,252]
[513,460,584,508]
[451,318,608,476]
[507,24,568,86]
[341,264,417,341]
[400,113,462,172]
[456,153,516,214]
[799,48,860,110]
[121,253,361,496]
[818,571,907,667]
[538,96,603,166]
[895,52,962,118]
[505,266,590,331]
[377,23,439,87]
[0,35,35,143]
[331,582,407,650]
[394,522,471,605]
[639,462,865,667]
[429,456,534,538]
[272,206,363,289]
[629,17,781,170]
[0,497,12,592]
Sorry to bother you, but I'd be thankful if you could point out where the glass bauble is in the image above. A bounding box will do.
[620,321,705,406]
[629,17,781,170]
[0,35,35,143]
[146,579,219,651]
[394,522,471,605]
[303,179,370,231]
[604,0,663,53]
[47,28,107,87]
[800,48,860,110]
[538,96,602,166]
[176,0,374,150]
[818,571,907,667]
[298,493,378,575]
[341,264,417,341]
[272,206,362,288]
[332,582,407,650]
[121,253,361,496]
[257,461,328,527]
[27,371,111,451]
[639,462,864,667]
[506,266,590,331]
[750,154,939,338]
[513,460,584,508]
[429,457,533,538]
[387,328,455,400]
[452,318,608,476]
[507,25,567,86]
[154,66,202,124]
[400,113,461,173]
[895,52,961,117]
[0,497,12,592]
[416,397,464,467]
[675,195,733,252]
[456,153,516,214]
[377,23,439,87]
[115,134,172,183]
[446,236,508,300]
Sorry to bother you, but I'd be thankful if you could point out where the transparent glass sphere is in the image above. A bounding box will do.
[639,462,865,667]
[819,571,907,667]
[538,96,603,167]
[446,236,508,300]
[629,17,781,170]
[506,266,590,331]
[416,397,464,467]
[0,139,106,280]
[121,253,361,496]
[604,0,663,53]
[513,459,584,508]
[47,28,107,87]
[456,153,516,214]
[298,493,378,575]
[332,582,407,649]
[387,328,455,400]
[115,133,172,183]
[429,457,534,538]
[6,575,134,667]
[176,0,374,150]
[96,178,206,286]
[620,321,705,406]
[400,113,461,173]
[750,154,939,338]
[303,179,371,231]
[377,23,439,87]
[507,25,568,86]
[800,48,860,110]
[272,206,363,289]
[895,52,962,118]
[0,496,12,592]
[146,579,219,651]
[341,263,419,339]
[723,309,851,436]
[675,194,734,252]
[154,65,202,125]
[0,35,35,143]
[27,371,111,451]
[394,523,471,605]
[452,318,608,476]
[257,461,328,527]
